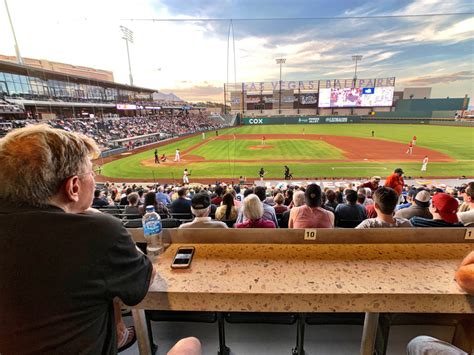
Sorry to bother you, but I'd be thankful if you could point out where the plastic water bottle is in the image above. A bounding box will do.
[142,205,163,260]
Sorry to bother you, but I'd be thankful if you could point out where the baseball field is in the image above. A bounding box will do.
[98,124,474,182]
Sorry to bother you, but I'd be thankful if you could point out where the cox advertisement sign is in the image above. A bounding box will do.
[247,118,266,125]
[243,116,360,125]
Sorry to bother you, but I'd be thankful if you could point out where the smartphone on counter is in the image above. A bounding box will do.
[171,246,195,269]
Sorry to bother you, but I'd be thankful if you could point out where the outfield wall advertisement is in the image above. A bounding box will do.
[243,116,361,125]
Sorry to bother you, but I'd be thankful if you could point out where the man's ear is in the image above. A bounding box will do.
[64,176,81,203]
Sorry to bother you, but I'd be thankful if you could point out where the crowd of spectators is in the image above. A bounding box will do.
[1,124,472,355]
[93,175,474,230]
[0,111,226,149]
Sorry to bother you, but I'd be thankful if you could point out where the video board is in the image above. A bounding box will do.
[318,87,394,108]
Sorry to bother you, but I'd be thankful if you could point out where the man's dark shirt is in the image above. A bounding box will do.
[92,197,109,208]
[0,203,152,354]
[335,203,367,223]
[410,216,463,228]
[119,195,128,205]
[170,197,192,214]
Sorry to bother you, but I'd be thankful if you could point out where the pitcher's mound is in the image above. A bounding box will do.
[249,145,274,150]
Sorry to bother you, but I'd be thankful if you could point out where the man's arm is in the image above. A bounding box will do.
[455,251,474,295]
[103,224,154,306]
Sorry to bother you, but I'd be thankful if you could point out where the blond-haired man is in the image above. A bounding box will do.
[0,125,200,355]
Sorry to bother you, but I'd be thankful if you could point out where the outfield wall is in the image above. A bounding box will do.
[242,116,361,125]
[242,116,474,127]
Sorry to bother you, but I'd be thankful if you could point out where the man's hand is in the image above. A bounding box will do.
[455,251,474,295]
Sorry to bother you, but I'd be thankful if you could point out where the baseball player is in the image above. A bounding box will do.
[421,156,429,172]
[183,168,190,184]
[174,148,181,162]
[406,141,413,154]
[412,135,417,146]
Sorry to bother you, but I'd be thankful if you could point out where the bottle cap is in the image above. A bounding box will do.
[145,205,155,213]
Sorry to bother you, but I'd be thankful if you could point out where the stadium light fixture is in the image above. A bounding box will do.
[276,58,286,114]
[352,55,363,86]
[120,25,134,86]
[4,0,23,64]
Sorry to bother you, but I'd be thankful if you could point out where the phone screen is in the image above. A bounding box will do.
[171,247,195,268]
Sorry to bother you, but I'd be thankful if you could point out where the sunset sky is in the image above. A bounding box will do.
[1,0,472,102]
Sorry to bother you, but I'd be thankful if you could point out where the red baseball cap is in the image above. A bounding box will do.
[431,193,459,224]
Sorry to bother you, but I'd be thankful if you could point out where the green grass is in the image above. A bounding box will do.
[100,124,474,180]
[191,139,344,160]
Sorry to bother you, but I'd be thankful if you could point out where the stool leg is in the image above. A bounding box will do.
[292,313,306,355]
[217,312,230,355]
[361,312,379,355]
[375,313,391,355]
[132,309,152,355]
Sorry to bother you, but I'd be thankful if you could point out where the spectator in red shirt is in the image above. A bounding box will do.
[358,176,381,193]
[385,168,405,195]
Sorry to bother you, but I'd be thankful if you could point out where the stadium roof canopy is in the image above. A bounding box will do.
[0,60,157,94]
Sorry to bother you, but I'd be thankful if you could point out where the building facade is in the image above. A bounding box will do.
[0,59,160,119]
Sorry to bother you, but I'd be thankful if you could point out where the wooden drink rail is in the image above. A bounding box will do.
[127,228,474,355]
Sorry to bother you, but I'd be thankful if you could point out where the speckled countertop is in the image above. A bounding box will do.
[135,243,474,313]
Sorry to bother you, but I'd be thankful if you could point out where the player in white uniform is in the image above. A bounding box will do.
[183,168,190,184]
[421,156,429,172]
[174,148,181,162]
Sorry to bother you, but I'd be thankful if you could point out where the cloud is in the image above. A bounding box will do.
[160,85,224,102]
[400,71,474,86]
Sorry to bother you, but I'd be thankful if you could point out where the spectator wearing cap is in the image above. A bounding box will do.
[170,188,192,215]
[395,188,419,212]
[289,184,334,228]
[335,189,367,226]
[394,190,432,220]
[235,194,276,229]
[458,185,471,212]
[457,182,474,227]
[359,176,381,193]
[356,187,412,228]
[179,193,228,229]
[384,168,405,196]
[410,193,463,227]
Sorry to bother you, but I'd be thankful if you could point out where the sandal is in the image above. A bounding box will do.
[118,326,136,353]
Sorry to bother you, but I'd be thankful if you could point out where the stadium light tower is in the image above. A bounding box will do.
[276,58,286,114]
[352,55,363,87]
[4,0,23,64]
[120,25,134,86]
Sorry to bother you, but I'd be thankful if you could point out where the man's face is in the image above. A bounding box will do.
[76,160,96,212]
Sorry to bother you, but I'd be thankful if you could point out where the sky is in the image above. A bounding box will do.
[0,0,473,103]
